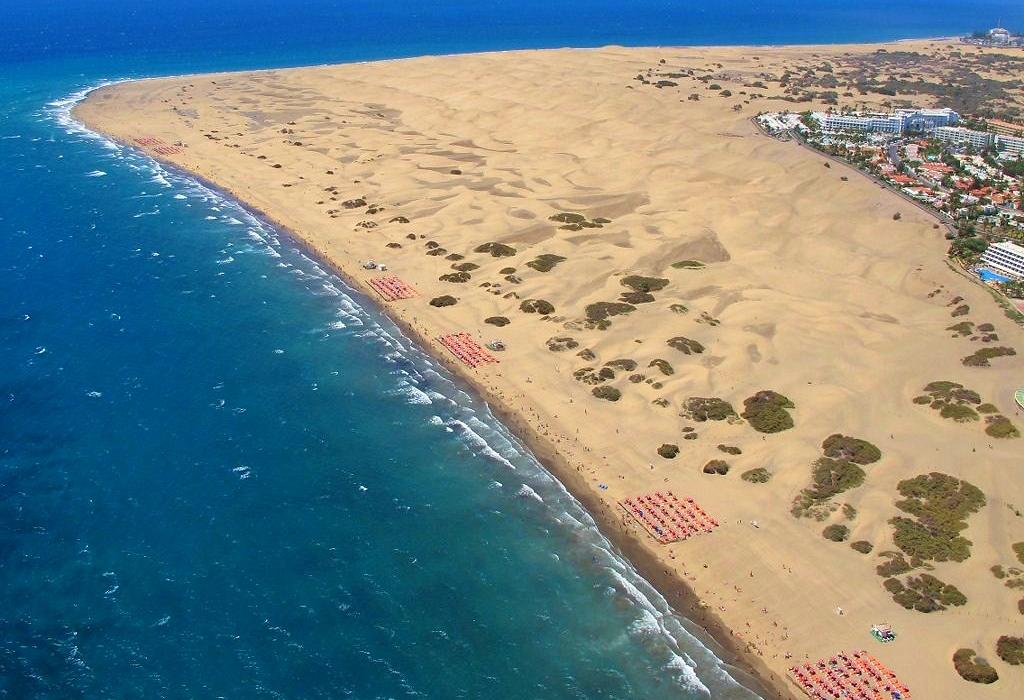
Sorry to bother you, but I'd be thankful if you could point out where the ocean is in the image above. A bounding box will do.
[2,2,1023,698]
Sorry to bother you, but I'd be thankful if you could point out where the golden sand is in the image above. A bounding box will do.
[75,40,1024,699]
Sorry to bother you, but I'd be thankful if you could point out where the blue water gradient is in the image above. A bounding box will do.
[3,2,1024,698]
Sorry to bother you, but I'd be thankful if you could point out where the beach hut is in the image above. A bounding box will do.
[870,623,896,643]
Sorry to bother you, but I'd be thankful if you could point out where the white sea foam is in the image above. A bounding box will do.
[85,169,106,177]
[515,484,543,503]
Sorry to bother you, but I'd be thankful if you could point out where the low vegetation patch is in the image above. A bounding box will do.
[648,359,674,376]
[585,301,636,328]
[592,386,621,402]
[741,467,771,483]
[519,299,555,315]
[681,397,736,422]
[702,459,730,475]
[962,346,1017,367]
[886,573,967,613]
[545,336,578,351]
[573,367,614,385]
[605,359,637,371]
[742,390,795,433]
[890,472,985,563]
[671,260,705,269]
[821,434,881,465]
[666,337,705,354]
[439,271,471,283]
[851,540,873,554]
[548,212,609,230]
[953,649,998,684]
[451,262,479,272]
[485,316,510,327]
[525,254,567,273]
[619,291,655,304]
[717,444,742,455]
[429,295,457,308]
[985,415,1020,439]
[658,444,679,459]
[997,636,1024,665]
[475,241,517,257]
[823,524,849,542]
[621,276,669,293]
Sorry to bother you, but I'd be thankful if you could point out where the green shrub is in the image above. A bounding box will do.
[439,271,471,283]
[671,260,705,269]
[823,524,849,542]
[545,336,578,351]
[605,359,637,371]
[474,241,517,257]
[891,472,986,562]
[940,403,980,422]
[669,303,688,314]
[717,444,742,455]
[821,434,881,464]
[953,649,999,684]
[876,554,912,577]
[888,573,967,612]
[485,316,510,327]
[741,467,771,483]
[997,636,1024,665]
[621,275,669,293]
[452,262,479,272]
[525,254,566,272]
[549,212,585,224]
[947,321,974,336]
[1014,542,1024,566]
[619,291,655,304]
[805,458,866,501]
[962,346,1017,367]
[951,304,970,317]
[851,540,873,554]
[681,397,736,422]
[648,359,674,376]
[742,390,795,433]
[592,386,621,402]
[429,295,457,307]
[985,415,1020,438]
[977,403,999,414]
[702,459,730,475]
[666,337,705,354]
[912,395,932,404]
[520,299,555,315]
[585,301,635,322]
[657,444,679,459]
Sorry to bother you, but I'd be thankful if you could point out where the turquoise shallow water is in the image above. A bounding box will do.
[4,2,1024,698]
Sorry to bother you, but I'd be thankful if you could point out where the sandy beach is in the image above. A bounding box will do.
[75,39,1024,699]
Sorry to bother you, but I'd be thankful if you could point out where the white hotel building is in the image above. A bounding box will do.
[814,108,959,135]
[997,134,1024,159]
[934,126,995,150]
[981,240,1024,280]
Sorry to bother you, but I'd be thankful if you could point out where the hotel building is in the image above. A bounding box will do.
[934,126,995,150]
[814,108,959,135]
[981,240,1024,280]
[996,134,1024,159]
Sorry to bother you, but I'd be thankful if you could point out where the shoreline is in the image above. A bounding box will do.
[81,119,786,699]
[65,91,785,697]
[69,41,1024,700]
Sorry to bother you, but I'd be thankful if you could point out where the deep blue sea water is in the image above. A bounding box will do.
[3,2,1024,699]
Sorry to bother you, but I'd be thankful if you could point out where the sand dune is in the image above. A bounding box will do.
[76,40,1024,699]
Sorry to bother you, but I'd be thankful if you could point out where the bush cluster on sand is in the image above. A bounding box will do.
[545,336,578,351]
[717,444,742,455]
[985,415,1020,438]
[876,553,912,577]
[451,262,479,272]
[620,291,656,304]
[998,636,1024,665]
[605,359,637,372]
[525,254,567,272]
[821,434,881,464]
[658,444,679,459]
[429,295,457,307]
[951,304,970,317]
[962,346,1016,366]
[439,271,471,283]
[953,649,998,684]
[947,321,974,336]
[822,524,849,542]
[474,242,517,257]
[890,472,986,563]
[592,386,621,402]
[681,397,737,422]
[485,316,510,327]
[573,367,614,385]
[702,459,730,475]
[666,337,705,354]
[886,573,967,613]
[648,359,674,376]
[742,390,795,433]
[519,299,555,315]
[791,458,865,519]
[850,540,873,554]
[669,303,688,314]
[671,260,705,269]
[1014,542,1024,566]
[621,276,669,293]
[741,467,771,483]
[585,301,636,323]
[548,212,610,230]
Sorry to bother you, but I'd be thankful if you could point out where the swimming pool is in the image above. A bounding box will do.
[978,268,1012,284]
